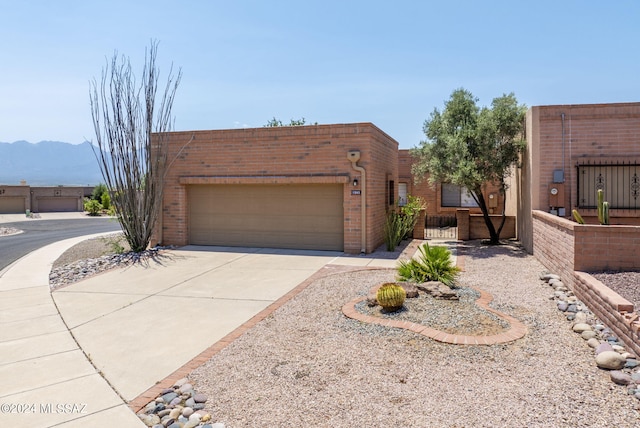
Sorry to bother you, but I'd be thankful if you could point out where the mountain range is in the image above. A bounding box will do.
[0,141,104,186]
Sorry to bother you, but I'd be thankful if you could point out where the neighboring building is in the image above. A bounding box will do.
[0,183,91,214]
[517,102,640,252]
[155,123,398,254]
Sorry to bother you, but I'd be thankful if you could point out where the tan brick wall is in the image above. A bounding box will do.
[520,102,640,252]
[156,123,398,254]
[31,186,85,212]
[398,150,506,215]
[0,185,30,212]
[533,209,640,357]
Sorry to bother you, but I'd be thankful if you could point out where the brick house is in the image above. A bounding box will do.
[0,183,90,213]
[516,102,640,253]
[155,123,397,254]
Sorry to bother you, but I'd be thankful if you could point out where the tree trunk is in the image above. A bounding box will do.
[473,186,500,244]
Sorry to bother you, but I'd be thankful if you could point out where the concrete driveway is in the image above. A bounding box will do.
[52,246,359,402]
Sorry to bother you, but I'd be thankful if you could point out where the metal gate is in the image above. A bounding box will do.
[425,215,457,239]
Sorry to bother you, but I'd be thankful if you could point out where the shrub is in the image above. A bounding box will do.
[400,195,426,238]
[84,198,103,216]
[383,211,406,251]
[397,243,460,287]
[101,192,111,210]
[91,183,108,202]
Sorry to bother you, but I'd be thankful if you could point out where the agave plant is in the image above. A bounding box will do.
[397,243,460,287]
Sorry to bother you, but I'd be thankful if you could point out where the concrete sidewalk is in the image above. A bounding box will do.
[0,233,145,427]
[0,233,413,427]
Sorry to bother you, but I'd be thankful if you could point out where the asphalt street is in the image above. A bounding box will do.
[0,218,122,271]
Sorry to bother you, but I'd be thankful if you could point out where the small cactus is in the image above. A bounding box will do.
[376,283,406,312]
[597,189,610,225]
[602,201,610,225]
[572,209,585,224]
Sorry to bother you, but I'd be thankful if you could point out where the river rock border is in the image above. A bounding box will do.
[342,283,528,345]
[541,273,640,400]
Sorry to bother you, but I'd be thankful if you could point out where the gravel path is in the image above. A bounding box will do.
[187,241,640,427]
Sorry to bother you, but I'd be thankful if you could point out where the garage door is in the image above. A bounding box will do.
[38,197,79,212]
[0,197,26,214]
[189,184,344,251]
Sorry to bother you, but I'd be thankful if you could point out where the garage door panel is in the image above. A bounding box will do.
[38,198,78,212]
[188,184,343,251]
[0,197,26,214]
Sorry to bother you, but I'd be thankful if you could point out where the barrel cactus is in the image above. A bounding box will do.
[376,283,406,312]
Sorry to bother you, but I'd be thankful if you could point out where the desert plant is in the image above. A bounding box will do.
[596,189,610,225]
[376,282,406,311]
[400,195,426,238]
[84,198,103,216]
[397,243,460,287]
[572,209,585,224]
[383,211,406,251]
[101,192,111,210]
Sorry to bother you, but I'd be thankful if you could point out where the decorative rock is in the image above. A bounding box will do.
[581,330,597,340]
[182,407,194,417]
[399,282,419,298]
[170,397,182,406]
[179,383,193,393]
[587,338,601,348]
[167,423,181,428]
[566,313,575,321]
[595,342,614,355]
[596,351,627,370]
[194,393,208,403]
[572,323,592,333]
[567,304,578,313]
[201,413,212,422]
[161,392,178,404]
[541,273,560,281]
[193,403,205,410]
[557,302,568,312]
[612,344,625,353]
[594,324,605,331]
[631,372,640,383]
[173,378,188,388]
[169,407,182,420]
[610,370,632,385]
[625,359,639,369]
[189,413,201,423]
[416,281,458,300]
[366,294,378,307]
[185,397,195,408]
[574,312,587,324]
[567,296,578,304]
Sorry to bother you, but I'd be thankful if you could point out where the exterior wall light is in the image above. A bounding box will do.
[353,178,359,186]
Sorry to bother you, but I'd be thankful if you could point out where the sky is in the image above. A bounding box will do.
[1,1,639,149]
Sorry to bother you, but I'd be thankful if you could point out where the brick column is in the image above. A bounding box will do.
[456,209,470,241]
[412,209,426,239]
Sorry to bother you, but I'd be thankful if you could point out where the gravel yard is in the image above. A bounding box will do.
[185,241,640,427]
[591,271,640,315]
[50,238,640,427]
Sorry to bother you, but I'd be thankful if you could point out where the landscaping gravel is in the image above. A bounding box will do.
[187,241,640,427]
[591,271,640,315]
[50,238,640,426]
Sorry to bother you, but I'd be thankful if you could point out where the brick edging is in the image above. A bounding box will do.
[341,284,527,346]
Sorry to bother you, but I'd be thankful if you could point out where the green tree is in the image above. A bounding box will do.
[91,183,108,201]
[90,41,181,252]
[264,117,316,127]
[411,88,526,244]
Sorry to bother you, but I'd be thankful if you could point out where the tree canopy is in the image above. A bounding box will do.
[264,117,316,127]
[411,88,526,244]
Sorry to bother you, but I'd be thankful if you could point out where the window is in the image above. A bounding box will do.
[577,162,640,209]
[441,183,478,207]
[398,183,408,206]
[388,180,395,205]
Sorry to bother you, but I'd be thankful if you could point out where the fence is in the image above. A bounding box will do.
[425,215,457,239]
[577,160,640,209]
